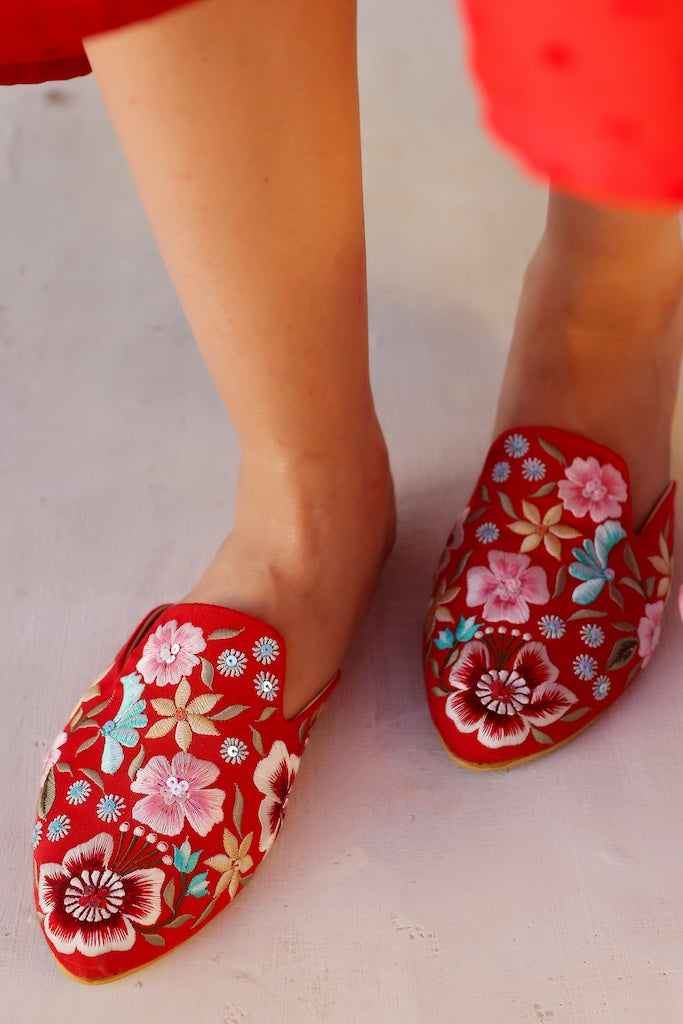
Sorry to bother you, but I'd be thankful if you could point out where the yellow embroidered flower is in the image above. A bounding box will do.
[205,829,254,899]
[508,501,581,561]
[146,678,220,752]
[648,531,673,597]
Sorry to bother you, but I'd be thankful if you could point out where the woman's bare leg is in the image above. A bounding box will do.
[495,190,683,528]
[84,0,395,717]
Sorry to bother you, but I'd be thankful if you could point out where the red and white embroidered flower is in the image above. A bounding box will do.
[38,833,164,957]
[637,600,664,667]
[466,550,549,624]
[558,456,627,523]
[445,634,577,749]
[253,740,301,853]
[130,752,225,837]
[136,620,207,687]
[40,731,67,787]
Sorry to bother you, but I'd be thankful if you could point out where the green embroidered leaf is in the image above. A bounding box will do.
[612,622,636,633]
[445,649,461,668]
[80,767,105,792]
[497,491,516,518]
[55,762,72,774]
[200,659,214,690]
[429,658,440,679]
[142,933,165,947]
[38,769,56,820]
[232,785,245,835]
[608,584,625,610]
[620,576,646,599]
[552,565,567,600]
[607,636,639,672]
[531,727,554,745]
[68,706,84,731]
[538,436,567,466]
[256,707,277,723]
[561,707,591,724]
[625,663,641,687]
[298,719,308,746]
[529,481,558,498]
[128,745,145,782]
[210,704,250,721]
[250,726,265,757]
[84,698,114,719]
[70,716,101,732]
[76,732,99,755]
[451,550,472,581]
[645,576,656,599]
[622,542,641,580]
[163,914,194,929]
[162,878,176,911]
[191,897,217,930]
[480,484,490,503]
[208,627,245,642]
[463,506,489,523]
[567,609,608,621]
[431,686,448,698]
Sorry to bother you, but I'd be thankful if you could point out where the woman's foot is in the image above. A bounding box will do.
[182,425,396,718]
[494,193,683,529]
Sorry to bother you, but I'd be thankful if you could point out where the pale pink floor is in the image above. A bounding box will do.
[3,2,683,1022]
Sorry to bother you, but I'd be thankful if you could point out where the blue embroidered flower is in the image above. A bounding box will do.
[434,628,455,650]
[491,461,511,483]
[99,673,148,775]
[521,457,546,482]
[187,870,210,898]
[173,838,202,874]
[455,615,483,643]
[580,624,605,648]
[217,648,247,677]
[569,520,627,605]
[221,737,249,765]
[65,779,92,805]
[593,675,611,701]
[573,654,598,681]
[475,522,499,544]
[252,637,280,665]
[504,433,529,459]
[32,822,43,849]
[96,794,126,823]
[46,814,71,842]
[538,615,566,640]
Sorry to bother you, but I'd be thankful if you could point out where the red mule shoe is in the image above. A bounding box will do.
[424,426,675,770]
[32,603,339,983]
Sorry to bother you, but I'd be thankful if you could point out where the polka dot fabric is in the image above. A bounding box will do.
[458,0,683,206]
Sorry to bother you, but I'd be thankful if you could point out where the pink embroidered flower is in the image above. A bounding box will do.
[40,731,68,787]
[466,550,549,624]
[38,833,164,957]
[557,456,627,523]
[637,600,664,667]
[446,636,577,749]
[136,620,207,687]
[130,751,225,837]
[253,740,301,854]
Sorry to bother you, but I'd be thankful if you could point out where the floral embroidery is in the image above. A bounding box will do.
[593,675,611,701]
[538,614,566,640]
[456,615,483,642]
[38,832,165,956]
[216,649,248,677]
[521,457,546,482]
[436,507,470,576]
[32,822,43,849]
[146,678,221,752]
[558,456,627,523]
[254,671,279,702]
[96,794,126,824]
[648,533,673,598]
[252,637,280,665]
[424,577,462,636]
[580,624,605,648]
[130,752,226,837]
[40,732,67,788]
[491,461,511,483]
[573,654,598,681]
[220,738,249,766]
[136,620,207,688]
[466,550,550,624]
[507,502,581,560]
[504,433,529,459]
[253,741,301,853]
[569,521,627,605]
[475,522,499,544]
[205,829,255,899]
[66,780,92,805]
[637,601,664,667]
[444,630,577,749]
[99,674,148,775]
[46,815,71,842]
